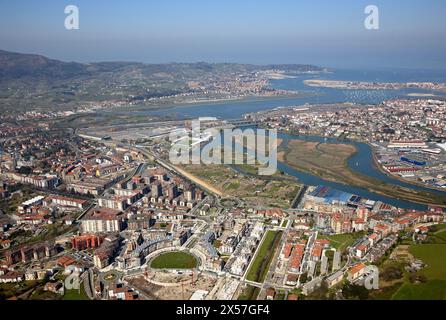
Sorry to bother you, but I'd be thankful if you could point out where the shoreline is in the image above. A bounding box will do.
[104,92,322,114]
[279,130,446,194]
[276,133,446,208]
[304,79,446,93]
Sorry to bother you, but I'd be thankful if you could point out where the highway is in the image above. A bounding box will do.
[132,143,225,197]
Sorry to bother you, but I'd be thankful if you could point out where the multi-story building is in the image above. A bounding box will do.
[71,235,103,251]
[45,195,88,210]
[7,173,59,189]
[81,208,123,234]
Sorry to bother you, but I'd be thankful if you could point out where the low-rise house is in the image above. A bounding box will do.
[265,288,276,300]
[326,270,344,288]
[347,263,366,282]
[0,271,24,283]
[44,281,64,295]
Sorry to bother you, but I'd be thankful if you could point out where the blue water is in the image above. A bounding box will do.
[277,133,446,210]
[111,69,446,120]
[109,69,446,210]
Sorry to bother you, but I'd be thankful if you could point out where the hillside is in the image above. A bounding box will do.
[0,50,325,114]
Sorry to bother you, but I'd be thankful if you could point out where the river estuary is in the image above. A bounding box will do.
[108,69,446,210]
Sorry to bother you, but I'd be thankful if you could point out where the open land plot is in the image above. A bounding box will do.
[180,164,300,208]
[62,287,91,301]
[409,244,446,280]
[390,244,446,300]
[393,280,446,300]
[318,232,365,252]
[0,281,43,300]
[126,273,217,300]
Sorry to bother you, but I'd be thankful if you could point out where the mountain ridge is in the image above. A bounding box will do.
[0,49,326,114]
[0,49,325,81]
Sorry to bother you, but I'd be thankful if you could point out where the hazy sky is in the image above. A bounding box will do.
[1,0,445,69]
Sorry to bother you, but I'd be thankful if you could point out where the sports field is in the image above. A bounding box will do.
[318,232,365,251]
[150,252,198,269]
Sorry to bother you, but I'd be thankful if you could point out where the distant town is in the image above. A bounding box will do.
[248,99,446,191]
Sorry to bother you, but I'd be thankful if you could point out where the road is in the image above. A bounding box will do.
[74,162,145,223]
[182,218,208,248]
[102,138,225,198]
[262,226,288,290]
[291,185,308,209]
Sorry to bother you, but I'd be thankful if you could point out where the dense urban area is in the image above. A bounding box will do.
[1,50,446,301]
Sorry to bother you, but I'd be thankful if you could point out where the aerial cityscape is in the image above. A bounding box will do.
[1,0,446,306]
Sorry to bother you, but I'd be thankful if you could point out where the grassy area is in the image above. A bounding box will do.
[150,251,198,269]
[226,182,241,190]
[318,231,365,252]
[63,287,90,300]
[213,240,222,249]
[389,244,446,300]
[29,287,61,300]
[246,230,283,283]
[409,245,446,279]
[274,292,286,300]
[429,223,446,233]
[238,285,260,300]
[371,282,404,300]
[435,231,446,242]
[180,164,300,208]
[0,281,42,300]
[393,280,446,300]
[0,187,35,215]
[423,223,446,244]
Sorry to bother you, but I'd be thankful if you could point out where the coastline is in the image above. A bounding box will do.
[105,92,322,114]
[303,79,446,93]
[279,130,446,194]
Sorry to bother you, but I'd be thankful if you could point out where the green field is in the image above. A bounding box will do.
[246,230,283,283]
[318,232,365,251]
[393,280,446,300]
[429,224,446,233]
[0,281,42,300]
[391,244,446,300]
[409,245,446,279]
[238,285,260,300]
[62,287,91,300]
[424,224,446,244]
[150,251,198,269]
[436,231,446,242]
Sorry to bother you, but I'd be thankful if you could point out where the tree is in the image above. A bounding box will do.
[307,282,330,300]
[18,166,33,175]
[342,284,369,300]
[381,265,403,282]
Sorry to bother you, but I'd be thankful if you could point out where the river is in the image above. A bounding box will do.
[107,69,446,210]
[109,69,446,120]
[276,133,446,211]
